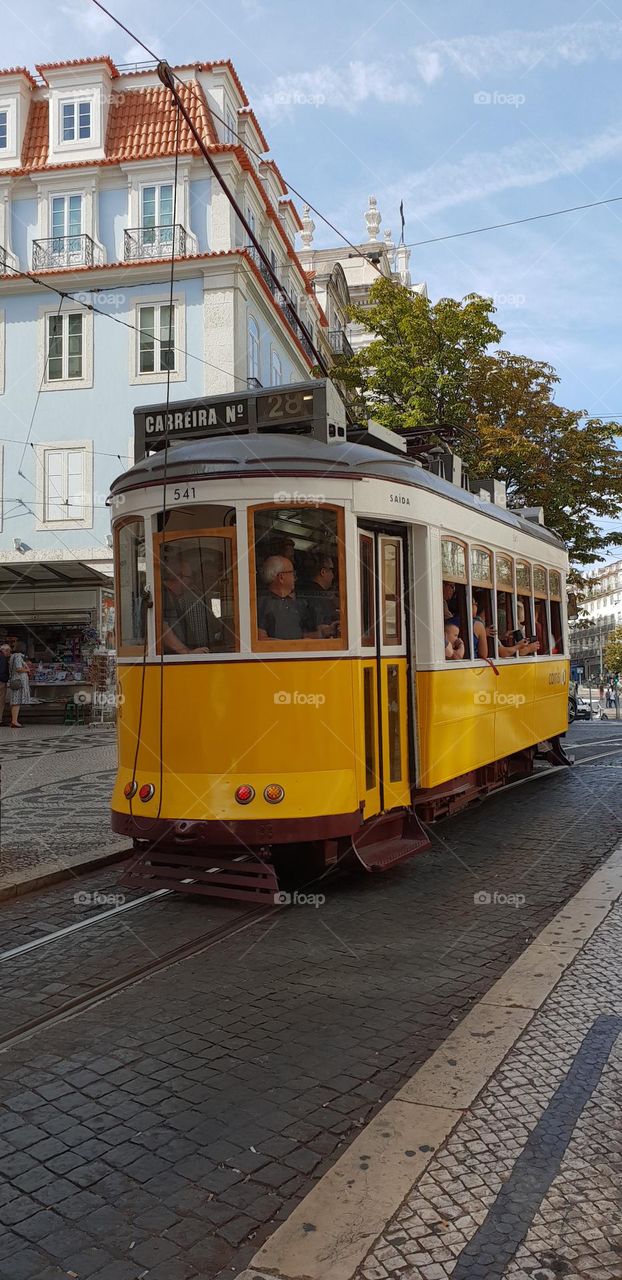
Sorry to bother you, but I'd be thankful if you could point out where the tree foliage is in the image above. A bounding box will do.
[604,627,622,676]
[336,278,622,564]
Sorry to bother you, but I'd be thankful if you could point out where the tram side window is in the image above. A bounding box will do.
[157,535,237,654]
[549,571,564,654]
[116,518,146,654]
[471,548,494,661]
[534,566,550,655]
[495,555,515,655]
[252,505,345,647]
[516,562,534,655]
[442,539,470,659]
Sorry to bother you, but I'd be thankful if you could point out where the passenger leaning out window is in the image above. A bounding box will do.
[471,596,489,659]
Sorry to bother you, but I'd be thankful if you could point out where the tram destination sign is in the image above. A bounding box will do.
[133,380,347,459]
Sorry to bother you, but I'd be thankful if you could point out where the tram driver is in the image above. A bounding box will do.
[161,552,223,654]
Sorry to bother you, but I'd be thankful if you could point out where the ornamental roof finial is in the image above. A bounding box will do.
[365,194,381,242]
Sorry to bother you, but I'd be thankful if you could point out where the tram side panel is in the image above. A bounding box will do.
[415,658,570,789]
[113,659,366,833]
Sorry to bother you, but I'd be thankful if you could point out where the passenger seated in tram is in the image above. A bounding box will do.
[443,580,457,621]
[445,619,465,660]
[257,556,316,641]
[299,550,340,637]
[471,595,489,659]
[161,553,222,654]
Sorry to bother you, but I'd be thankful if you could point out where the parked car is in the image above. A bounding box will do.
[574,697,608,721]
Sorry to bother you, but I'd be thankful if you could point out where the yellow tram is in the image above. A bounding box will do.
[110,380,570,900]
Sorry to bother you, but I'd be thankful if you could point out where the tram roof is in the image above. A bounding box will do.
[112,432,565,551]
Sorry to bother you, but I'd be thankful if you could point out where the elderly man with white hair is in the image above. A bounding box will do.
[257,556,315,641]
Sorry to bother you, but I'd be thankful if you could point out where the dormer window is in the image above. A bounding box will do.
[62,100,91,142]
[0,110,7,150]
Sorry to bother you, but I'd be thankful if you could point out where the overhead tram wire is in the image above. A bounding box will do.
[155,102,182,823]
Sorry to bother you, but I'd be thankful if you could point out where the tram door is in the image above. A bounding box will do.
[358,529,411,819]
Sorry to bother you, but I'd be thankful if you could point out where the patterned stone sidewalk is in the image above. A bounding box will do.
[354,896,622,1279]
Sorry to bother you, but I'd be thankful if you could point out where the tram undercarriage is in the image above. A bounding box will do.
[116,737,572,904]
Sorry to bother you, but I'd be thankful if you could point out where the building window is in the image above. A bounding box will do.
[47,313,83,382]
[0,110,7,150]
[131,297,185,385]
[225,107,237,143]
[270,349,282,386]
[62,100,91,142]
[138,303,175,374]
[141,184,174,242]
[35,441,93,529]
[51,194,82,247]
[248,315,260,382]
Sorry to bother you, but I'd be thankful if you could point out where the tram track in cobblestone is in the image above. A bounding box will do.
[0,901,277,1055]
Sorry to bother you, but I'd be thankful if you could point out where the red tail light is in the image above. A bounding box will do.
[235,784,255,805]
[138,783,155,802]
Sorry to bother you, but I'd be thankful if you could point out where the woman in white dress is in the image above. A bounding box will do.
[8,643,31,727]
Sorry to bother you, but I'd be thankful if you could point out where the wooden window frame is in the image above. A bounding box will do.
[516,560,531,593]
[495,553,515,592]
[380,536,402,648]
[153,526,240,655]
[359,531,376,648]
[114,514,148,658]
[533,565,547,598]
[549,570,562,600]
[470,545,493,588]
[441,537,468,583]
[248,502,348,653]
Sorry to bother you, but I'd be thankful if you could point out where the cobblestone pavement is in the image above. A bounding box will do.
[0,725,120,880]
[355,896,622,1280]
[0,723,621,1279]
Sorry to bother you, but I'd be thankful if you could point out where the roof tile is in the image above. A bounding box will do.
[36,55,119,82]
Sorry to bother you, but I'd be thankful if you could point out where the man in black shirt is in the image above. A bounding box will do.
[257,556,315,641]
[300,552,340,637]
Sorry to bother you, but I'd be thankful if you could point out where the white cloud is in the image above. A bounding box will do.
[257,60,420,117]
[413,20,622,81]
[390,124,622,220]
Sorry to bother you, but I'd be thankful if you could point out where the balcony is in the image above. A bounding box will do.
[124,224,187,261]
[279,297,315,362]
[328,328,354,360]
[32,234,103,271]
[0,244,8,273]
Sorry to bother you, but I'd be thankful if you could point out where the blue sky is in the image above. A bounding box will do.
[4,0,622,515]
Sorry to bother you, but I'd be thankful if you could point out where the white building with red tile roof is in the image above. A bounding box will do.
[0,56,329,633]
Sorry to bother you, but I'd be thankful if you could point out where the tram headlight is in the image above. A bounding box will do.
[235,784,255,805]
[138,783,155,802]
[124,781,138,799]
[264,784,285,804]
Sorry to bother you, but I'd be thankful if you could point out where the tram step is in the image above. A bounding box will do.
[352,812,431,873]
[121,848,280,903]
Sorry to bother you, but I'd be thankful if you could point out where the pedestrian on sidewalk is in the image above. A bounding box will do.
[8,642,31,727]
[0,642,10,725]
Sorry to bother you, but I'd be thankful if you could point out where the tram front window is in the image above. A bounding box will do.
[157,536,237,654]
[116,518,146,655]
[252,505,345,647]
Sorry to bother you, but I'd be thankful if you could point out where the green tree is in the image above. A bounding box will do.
[337,279,622,564]
[604,627,622,676]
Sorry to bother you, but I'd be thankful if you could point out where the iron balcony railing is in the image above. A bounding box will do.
[328,328,354,360]
[0,245,7,272]
[247,377,263,389]
[124,224,187,261]
[32,233,102,270]
[279,297,315,362]
[245,245,315,363]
